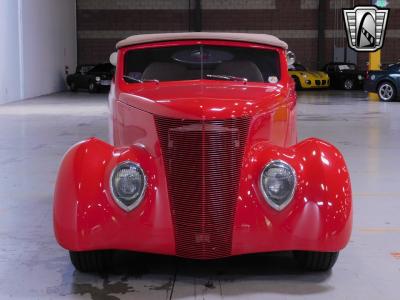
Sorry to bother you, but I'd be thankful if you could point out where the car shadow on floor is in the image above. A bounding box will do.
[66,251,334,298]
[64,251,335,299]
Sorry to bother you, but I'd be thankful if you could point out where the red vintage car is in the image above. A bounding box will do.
[54,33,352,272]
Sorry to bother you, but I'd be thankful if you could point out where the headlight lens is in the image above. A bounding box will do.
[358,75,363,80]
[95,76,101,82]
[260,160,296,211]
[110,161,146,211]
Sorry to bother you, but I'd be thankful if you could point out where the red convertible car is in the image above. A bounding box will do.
[54,32,352,272]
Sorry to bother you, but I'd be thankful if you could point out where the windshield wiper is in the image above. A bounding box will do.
[205,74,248,83]
[123,75,159,84]
[123,75,143,83]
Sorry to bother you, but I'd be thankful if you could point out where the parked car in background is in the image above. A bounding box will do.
[67,63,114,93]
[289,63,329,90]
[322,62,365,90]
[364,63,400,102]
[54,32,352,273]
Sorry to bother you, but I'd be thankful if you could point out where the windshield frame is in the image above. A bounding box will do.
[117,39,287,89]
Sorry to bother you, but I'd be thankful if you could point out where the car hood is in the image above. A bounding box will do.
[89,71,112,77]
[308,71,329,78]
[339,70,365,75]
[290,71,328,79]
[118,81,290,120]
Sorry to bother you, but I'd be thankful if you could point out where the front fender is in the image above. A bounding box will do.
[233,138,352,254]
[53,138,175,254]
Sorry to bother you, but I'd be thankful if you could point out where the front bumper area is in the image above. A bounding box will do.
[98,79,111,86]
[363,79,377,92]
[302,78,330,89]
[54,137,352,258]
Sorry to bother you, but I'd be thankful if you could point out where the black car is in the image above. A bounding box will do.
[322,62,365,90]
[67,63,114,93]
[364,63,400,102]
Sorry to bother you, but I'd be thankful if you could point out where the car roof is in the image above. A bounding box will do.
[116,32,288,50]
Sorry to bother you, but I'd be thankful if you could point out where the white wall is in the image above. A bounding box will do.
[0,0,21,104]
[0,0,76,104]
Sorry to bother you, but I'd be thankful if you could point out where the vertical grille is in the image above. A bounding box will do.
[155,116,250,259]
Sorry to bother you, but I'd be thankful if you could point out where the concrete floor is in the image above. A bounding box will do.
[0,90,399,299]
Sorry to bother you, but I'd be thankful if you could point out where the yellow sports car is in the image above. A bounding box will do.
[289,63,330,90]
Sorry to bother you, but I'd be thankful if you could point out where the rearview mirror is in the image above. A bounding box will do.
[286,51,296,66]
[109,52,118,66]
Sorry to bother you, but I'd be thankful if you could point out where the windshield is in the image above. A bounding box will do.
[337,64,356,71]
[385,63,400,71]
[124,45,280,83]
[78,65,95,73]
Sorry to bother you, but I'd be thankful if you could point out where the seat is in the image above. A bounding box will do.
[213,61,264,82]
[142,62,187,81]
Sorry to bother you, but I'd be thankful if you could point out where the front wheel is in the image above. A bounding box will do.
[343,79,354,90]
[69,82,77,92]
[378,82,397,102]
[88,82,98,93]
[69,250,113,272]
[293,251,339,271]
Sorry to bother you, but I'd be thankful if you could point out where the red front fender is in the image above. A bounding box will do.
[53,138,175,254]
[233,138,352,254]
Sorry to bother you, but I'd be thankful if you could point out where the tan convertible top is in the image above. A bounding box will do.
[116,32,288,50]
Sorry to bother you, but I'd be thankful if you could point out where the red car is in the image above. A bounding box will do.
[54,33,352,272]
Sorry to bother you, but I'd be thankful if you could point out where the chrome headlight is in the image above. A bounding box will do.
[110,161,146,211]
[95,76,101,82]
[260,160,296,211]
[357,75,363,80]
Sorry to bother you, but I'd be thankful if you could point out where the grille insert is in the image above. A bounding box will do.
[155,116,250,259]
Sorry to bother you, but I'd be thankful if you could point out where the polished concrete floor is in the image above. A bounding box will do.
[0,90,399,299]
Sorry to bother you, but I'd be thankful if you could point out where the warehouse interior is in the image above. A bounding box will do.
[0,1,400,299]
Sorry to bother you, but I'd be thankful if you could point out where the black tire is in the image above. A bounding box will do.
[293,251,339,271]
[69,250,113,273]
[69,82,77,92]
[343,79,354,90]
[88,82,98,93]
[292,76,302,90]
[378,81,397,102]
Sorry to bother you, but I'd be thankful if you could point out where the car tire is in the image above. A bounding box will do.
[343,79,354,90]
[88,82,98,93]
[69,250,113,273]
[292,76,302,90]
[378,81,397,102]
[69,82,77,92]
[293,251,339,271]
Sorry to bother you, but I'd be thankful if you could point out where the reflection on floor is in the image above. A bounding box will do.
[0,90,399,299]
